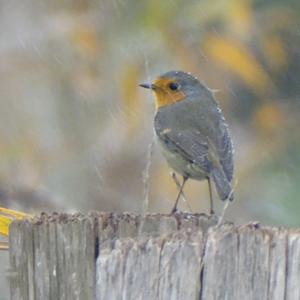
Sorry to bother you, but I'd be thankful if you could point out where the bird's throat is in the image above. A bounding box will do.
[153,90,186,109]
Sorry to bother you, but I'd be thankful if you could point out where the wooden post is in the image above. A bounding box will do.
[8,212,300,300]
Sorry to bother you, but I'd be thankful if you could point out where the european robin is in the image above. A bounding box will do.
[140,70,234,214]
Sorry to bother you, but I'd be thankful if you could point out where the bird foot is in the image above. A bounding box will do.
[171,207,181,214]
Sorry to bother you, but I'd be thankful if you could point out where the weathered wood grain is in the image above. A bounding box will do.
[8,213,300,300]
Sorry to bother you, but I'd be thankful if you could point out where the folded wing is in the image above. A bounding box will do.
[158,128,233,201]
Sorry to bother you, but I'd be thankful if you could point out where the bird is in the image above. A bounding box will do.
[139,70,234,214]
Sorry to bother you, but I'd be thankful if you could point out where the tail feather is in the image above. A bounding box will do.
[211,167,234,201]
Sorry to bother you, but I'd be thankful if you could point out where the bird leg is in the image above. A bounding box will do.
[171,172,192,212]
[207,177,214,215]
[171,175,188,213]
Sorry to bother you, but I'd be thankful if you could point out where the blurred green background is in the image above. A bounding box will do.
[1,0,300,228]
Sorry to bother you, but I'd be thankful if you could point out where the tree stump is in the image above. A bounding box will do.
[8,212,300,299]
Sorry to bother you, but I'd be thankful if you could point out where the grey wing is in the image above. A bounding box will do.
[159,128,233,201]
[217,124,234,183]
[208,121,234,201]
[157,129,211,174]
[158,127,234,201]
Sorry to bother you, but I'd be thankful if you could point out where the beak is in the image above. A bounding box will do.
[139,83,155,90]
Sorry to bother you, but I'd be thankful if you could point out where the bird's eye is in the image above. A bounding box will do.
[168,82,179,91]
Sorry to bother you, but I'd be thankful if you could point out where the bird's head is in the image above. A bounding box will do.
[139,70,201,109]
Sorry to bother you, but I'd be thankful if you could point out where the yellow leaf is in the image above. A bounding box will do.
[203,35,273,94]
[0,217,11,236]
[0,207,32,220]
[0,207,32,237]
